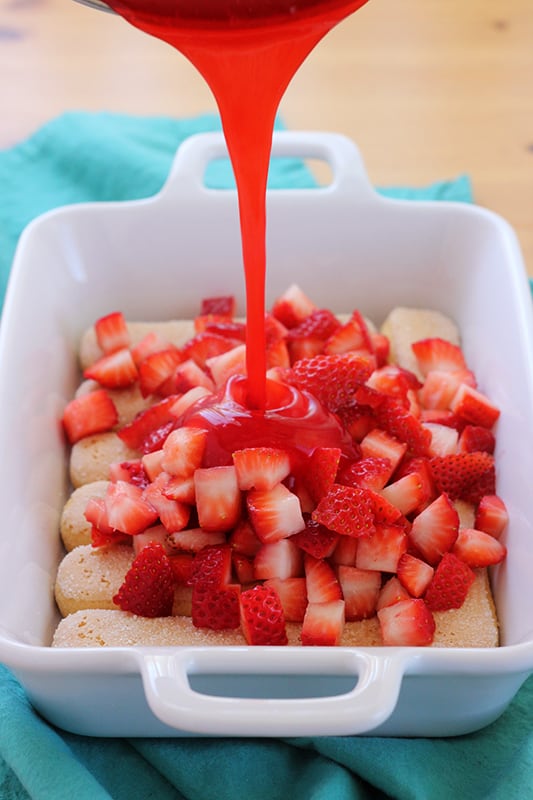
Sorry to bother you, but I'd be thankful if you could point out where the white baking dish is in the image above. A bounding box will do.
[0,132,532,738]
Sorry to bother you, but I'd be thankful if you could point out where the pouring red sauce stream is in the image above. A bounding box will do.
[105,0,369,458]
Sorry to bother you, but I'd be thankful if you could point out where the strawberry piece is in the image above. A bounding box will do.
[452,528,507,567]
[104,480,159,535]
[200,295,236,317]
[408,493,459,565]
[359,428,407,471]
[475,495,509,539]
[168,553,194,584]
[182,332,241,369]
[142,481,190,533]
[188,545,233,587]
[233,446,291,491]
[264,577,308,622]
[394,456,437,511]
[380,472,429,516]
[304,554,342,603]
[132,524,171,556]
[195,466,242,532]
[266,337,291,369]
[166,528,226,552]
[192,583,241,630]
[304,447,342,502]
[290,352,374,412]
[312,484,376,538]
[198,318,247,341]
[355,524,408,573]
[371,333,390,367]
[457,425,496,454]
[301,600,345,646]
[90,527,131,548]
[161,474,196,504]
[84,347,139,389]
[206,344,247,387]
[378,598,435,646]
[162,426,208,478]
[117,395,180,453]
[247,483,305,543]
[94,311,130,354]
[424,552,475,611]
[109,460,149,488]
[228,519,262,557]
[137,347,183,397]
[373,397,432,457]
[113,542,175,617]
[290,516,339,559]
[337,456,394,492]
[253,539,303,580]
[271,284,316,329]
[232,552,255,584]
[337,565,381,620]
[84,495,114,536]
[396,553,434,598]
[429,452,496,505]
[419,369,476,410]
[377,576,410,610]
[330,534,358,566]
[324,317,372,356]
[450,384,500,429]
[240,584,288,645]
[141,450,165,482]
[424,422,459,457]
[62,389,118,444]
[411,338,467,376]
[287,308,341,342]
[173,359,215,393]
[130,331,173,366]
[367,365,422,407]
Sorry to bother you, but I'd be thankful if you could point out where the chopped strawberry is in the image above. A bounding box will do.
[287,308,341,342]
[355,524,408,572]
[372,397,432,457]
[192,583,241,630]
[141,450,165,482]
[423,422,459,457]
[337,455,394,492]
[359,428,407,472]
[247,483,305,543]
[377,598,435,646]
[109,460,149,488]
[113,542,175,617]
[337,565,381,620]
[132,524,171,556]
[94,311,130,354]
[396,553,434,598]
[452,527,507,567]
[253,539,303,580]
[450,384,500,429]
[290,516,339,559]
[264,577,308,621]
[324,316,372,355]
[188,545,233,587]
[271,283,316,328]
[330,534,358,566]
[173,359,215,393]
[104,480,159,535]
[142,481,190,533]
[457,425,496,454]
[379,472,429,516]
[90,526,131,548]
[312,484,376,538]
[130,331,173,366]
[475,494,509,539]
[394,456,437,511]
[240,584,288,645]
[424,552,475,611]
[304,446,341,502]
[166,528,226,552]
[200,295,236,317]
[232,552,255,584]
[408,493,459,565]
[84,347,139,389]
[335,406,375,442]
[301,600,345,646]
[117,395,180,453]
[232,446,291,491]
[198,318,247,341]
[429,452,496,505]
[419,369,476,410]
[169,386,212,418]
[182,332,242,369]
[161,474,196,504]
[376,576,410,610]
[367,365,422,407]
[371,332,390,367]
[162,426,208,478]
[137,347,183,397]
[84,495,114,536]
[411,337,467,376]
[290,352,374,412]
[168,552,194,584]
[228,519,262,557]
[206,344,247,387]
[62,389,118,444]
[194,466,242,532]
[304,554,342,603]
[367,489,406,527]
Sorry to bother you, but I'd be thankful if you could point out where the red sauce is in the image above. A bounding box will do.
[106,0,369,450]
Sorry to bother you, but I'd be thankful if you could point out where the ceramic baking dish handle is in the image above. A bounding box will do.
[160,130,377,204]
[140,648,406,736]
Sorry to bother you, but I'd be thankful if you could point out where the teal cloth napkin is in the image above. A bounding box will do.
[1,111,532,800]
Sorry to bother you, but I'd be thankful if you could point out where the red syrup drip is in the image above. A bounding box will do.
[105,0,370,448]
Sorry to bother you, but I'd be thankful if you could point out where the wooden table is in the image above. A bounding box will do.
[1,0,532,274]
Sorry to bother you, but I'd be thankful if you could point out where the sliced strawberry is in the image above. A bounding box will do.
[290,352,374,412]
[304,554,342,603]
[304,446,342,502]
[366,365,422,407]
[424,552,475,611]
[168,552,194,584]
[162,474,196,504]
[198,318,247,341]
[169,386,212,418]
[312,484,376,538]
[287,308,341,342]
[84,347,139,389]
[188,545,233,587]
[337,455,394,491]
[232,446,291,491]
[247,482,305,543]
[330,534,358,566]
[141,450,165,482]
[137,347,183,397]
[253,539,304,580]
[324,316,372,355]
[192,583,241,630]
[117,395,180,453]
[91,526,131,548]
[359,428,407,472]
[377,598,435,646]
[450,384,500,429]
[411,338,467,376]
[429,452,496,505]
[271,284,316,329]
[419,369,476,410]
[130,331,173,367]
[301,600,345,646]
[355,524,408,572]
[335,406,375,443]
[182,332,241,369]
[337,565,381,620]
[396,553,434,598]
[423,422,459,457]
[162,426,208,478]
[266,337,291,369]
[264,577,308,621]
[408,493,459,565]
[457,425,496,454]
[376,576,410,610]
[475,494,509,539]
[113,542,175,617]
[452,528,507,567]
[240,584,288,645]
[166,528,226,552]
[371,333,390,367]
[232,552,255,584]
[109,460,149,488]
[104,480,159,535]
[379,472,429,516]
[206,344,247,387]
[94,311,130,354]
[393,456,437,511]
[142,481,190,533]
[228,519,262,557]
[195,466,241,532]
[290,516,339,559]
[62,389,118,444]
[373,397,432,457]
[84,495,114,536]
[200,295,236,317]
[173,359,215,393]
[132,524,171,556]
